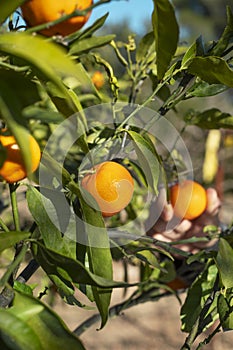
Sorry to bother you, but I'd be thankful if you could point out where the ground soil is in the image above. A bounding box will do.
[48,260,233,350]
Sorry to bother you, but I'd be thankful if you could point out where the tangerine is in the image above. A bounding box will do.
[170,180,207,220]
[81,161,134,217]
[91,71,105,89]
[166,276,189,291]
[0,133,41,183]
[21,0,93,37]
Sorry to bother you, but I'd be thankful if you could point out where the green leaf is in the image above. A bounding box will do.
[152,0,179,80]
[158,259,176,283]
[0,310,41,350]
[0,68,40,126]
[215,238,233,288]
[211,6,233,56]
[0,32,79,83]
[32,241,135,290]
[187,56,233,87]
[79,195,113,329]
[67,62,101,101]
[136,249,160,269]
[218,291,233,331]
[67,13,109,42]
[195,35,206,56]
[27,186,76,259]
[23,106,64,123]
[69,35,115,55]
[0,291,85,350]
[0,245,28,289]
[185,108,233,129]
[181,263,217,332]
[0,103,41,178]
[136,31,155,63]
[0,0,26,25]
[39,151,73,187]
[0,231,30,253]
[186,81,227,98]
[34,99,89,153]
[151,77,171,101]
[181,41,197,68]
[127,130,160,194]
[13,281,33,296]
[0,32,96,114]
[0,70,43,176]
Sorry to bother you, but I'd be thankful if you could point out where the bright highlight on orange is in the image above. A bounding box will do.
[170,180,207,220]
[81,161,134,217]
[21,0,93,37]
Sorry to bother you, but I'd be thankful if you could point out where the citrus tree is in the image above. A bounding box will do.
[0,0,233,349]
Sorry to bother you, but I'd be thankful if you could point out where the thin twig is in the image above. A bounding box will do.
[73,289,169,336]
[0,217,9,232]
[8,183,24,282]
[0,244,28,308]
[9,183,20,232]
[25,0,121,35]
[16,259,40,284]
[195,323,221,350]
[180,275,219,349]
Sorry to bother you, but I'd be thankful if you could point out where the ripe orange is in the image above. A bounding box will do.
[166,276,189,291]
[81,161,134,217]
[170,180,207,220]
[21,0,93,37]
[0,133,41,183]
[91,71,105,89]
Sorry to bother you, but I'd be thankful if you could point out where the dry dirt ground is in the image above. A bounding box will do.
[47,260,233,350]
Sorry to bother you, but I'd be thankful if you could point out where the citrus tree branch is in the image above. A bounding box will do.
[0,256,40,308]
[16,259,39,284]
[9,183,20,232]
[73,288,169,336]
[180,277,220,350]
[0,216,9,232]
[0,243,28,307]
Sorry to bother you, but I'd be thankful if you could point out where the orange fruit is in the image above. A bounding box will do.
[166,276,189,291]
[170,180,207,220]
[91,71,105,89]
[81,161,134,217]
[21,0,93,37]
[0,133,41,183]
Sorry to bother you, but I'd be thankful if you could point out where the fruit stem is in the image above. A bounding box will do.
[9,183,20,232]
[79,168,96,179]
